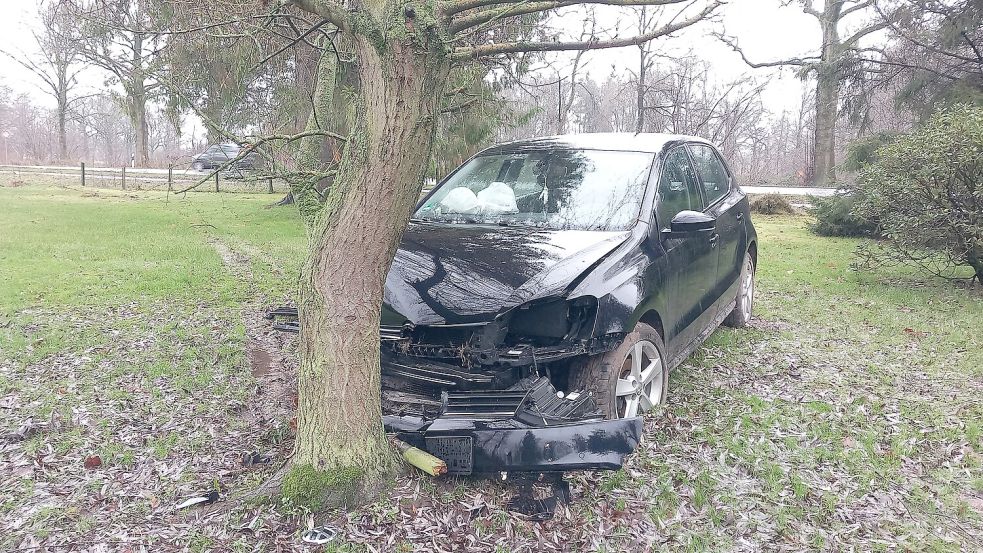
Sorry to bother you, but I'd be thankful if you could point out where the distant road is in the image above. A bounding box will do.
[742,185,839,197]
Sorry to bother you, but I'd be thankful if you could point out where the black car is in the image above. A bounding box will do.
[191,143,259,171]
[273,133,757,476]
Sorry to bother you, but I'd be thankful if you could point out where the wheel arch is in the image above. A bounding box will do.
[636,309,665,340]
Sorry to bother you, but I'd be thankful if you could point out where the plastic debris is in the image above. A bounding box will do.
[241,451,271,467]
[175,490,219,509]
[301,526,338,545]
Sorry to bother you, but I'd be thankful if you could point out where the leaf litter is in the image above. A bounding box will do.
[0,286,981,551]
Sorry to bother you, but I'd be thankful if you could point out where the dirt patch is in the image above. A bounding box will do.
[247,340,274,376]
[239,306,298,424]
[209,238,254,280]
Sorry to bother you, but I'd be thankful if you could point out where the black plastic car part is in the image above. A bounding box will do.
[268,306,643,475]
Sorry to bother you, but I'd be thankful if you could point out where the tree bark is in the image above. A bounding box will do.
[56,91,68,161]
[812,10,841,188]
[131,30,150,167]
[288,30,449,506]
[636,46,647,134]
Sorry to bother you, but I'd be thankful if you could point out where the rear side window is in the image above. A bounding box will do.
[688,144,730,205]
[655,148,703,230]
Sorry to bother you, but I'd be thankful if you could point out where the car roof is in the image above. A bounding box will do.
[481,133,713,155]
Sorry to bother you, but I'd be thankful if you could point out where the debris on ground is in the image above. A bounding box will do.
[301,526,339,545]
[175,491,220,510]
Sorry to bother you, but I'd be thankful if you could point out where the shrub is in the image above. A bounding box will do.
[853,104,983,283]
[750,194,795,215]
[809,193,879,237]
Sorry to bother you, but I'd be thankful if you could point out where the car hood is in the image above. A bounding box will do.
[383,223,631,325]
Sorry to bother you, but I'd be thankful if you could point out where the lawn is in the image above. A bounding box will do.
[1,179,981,551]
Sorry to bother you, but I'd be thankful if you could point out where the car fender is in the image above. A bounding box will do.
[568,222,669,337]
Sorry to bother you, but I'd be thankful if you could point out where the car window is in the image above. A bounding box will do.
[655,148,703,230]
[688,144,730,205]
[205,146,221,154]
[415,149,654,231]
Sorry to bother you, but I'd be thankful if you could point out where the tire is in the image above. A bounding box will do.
[724,252,755,328]
[192,161,205,171]
[567,322,668,420]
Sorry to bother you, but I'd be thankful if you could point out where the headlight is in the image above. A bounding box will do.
[508,297,597,340]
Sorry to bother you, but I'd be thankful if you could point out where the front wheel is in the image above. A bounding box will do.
[724,252,755,328]
[192,161,205,171]
[567,323,668,420]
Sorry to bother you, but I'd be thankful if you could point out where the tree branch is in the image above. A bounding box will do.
[841,20,889,49]
[840,0,874,19]
[451,0,722,60]
[448,0,691,34]
[288,0,351,32]
[715,33,819,68]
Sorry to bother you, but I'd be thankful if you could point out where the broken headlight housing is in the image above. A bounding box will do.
[507,296,597,344]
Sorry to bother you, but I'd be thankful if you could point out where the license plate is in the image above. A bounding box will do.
[425,436,473,475]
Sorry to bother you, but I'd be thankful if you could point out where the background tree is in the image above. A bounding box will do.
[66,0,169,167]
[871,0,983,118]
[1,3,85,161]
[721,0,890,187]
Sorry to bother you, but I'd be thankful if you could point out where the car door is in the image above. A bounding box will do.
[687,143,746,315]
[653,146,716,354]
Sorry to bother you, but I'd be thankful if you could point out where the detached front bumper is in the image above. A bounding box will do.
[384,378,643,475]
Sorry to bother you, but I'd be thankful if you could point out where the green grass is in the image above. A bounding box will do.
[0,182,306,311]
[1,182,981,551]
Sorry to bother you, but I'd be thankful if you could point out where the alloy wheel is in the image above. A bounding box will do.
[740,258,754,322]
[615,340,665,418]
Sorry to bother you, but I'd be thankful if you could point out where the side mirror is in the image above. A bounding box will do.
[666,210,716,235]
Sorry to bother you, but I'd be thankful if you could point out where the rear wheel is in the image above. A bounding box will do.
[568,323,668,419]
[724,252,754,328]
[192,161,205,171]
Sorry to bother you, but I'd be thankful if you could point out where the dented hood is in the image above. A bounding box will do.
[383,223,630,326]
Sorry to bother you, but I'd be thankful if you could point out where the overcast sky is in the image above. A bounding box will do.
[0,0,870,127]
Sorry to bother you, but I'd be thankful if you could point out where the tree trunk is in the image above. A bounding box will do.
[57,95,68,161]
[133,90,149,166]
[812,69,839,188]
[811,5,841,188]
[286,33,449,508]
[131,30,150,167]
[636,47,647,134]
[56,67,68,161]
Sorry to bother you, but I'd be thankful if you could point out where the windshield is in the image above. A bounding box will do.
[414,149,654,231]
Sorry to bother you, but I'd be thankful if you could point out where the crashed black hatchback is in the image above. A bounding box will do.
[277,133,757,476]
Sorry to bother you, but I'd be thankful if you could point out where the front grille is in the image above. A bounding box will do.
[443,391,527,417]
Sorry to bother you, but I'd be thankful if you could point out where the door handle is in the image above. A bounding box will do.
[709,233,719,248]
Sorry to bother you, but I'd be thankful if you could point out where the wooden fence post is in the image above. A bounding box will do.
[81,162,85,187]
[167,166,173,192]
[215,171,219,193]
[267,176,273,194]
[121,166,126,190]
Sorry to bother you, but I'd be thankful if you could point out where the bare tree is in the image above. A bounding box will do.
[65,0,168,167]
[720,0,891,187]
[1,3,85,161]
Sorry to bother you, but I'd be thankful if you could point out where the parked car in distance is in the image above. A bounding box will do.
[191,143,260,171]
[272,133,757,476]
